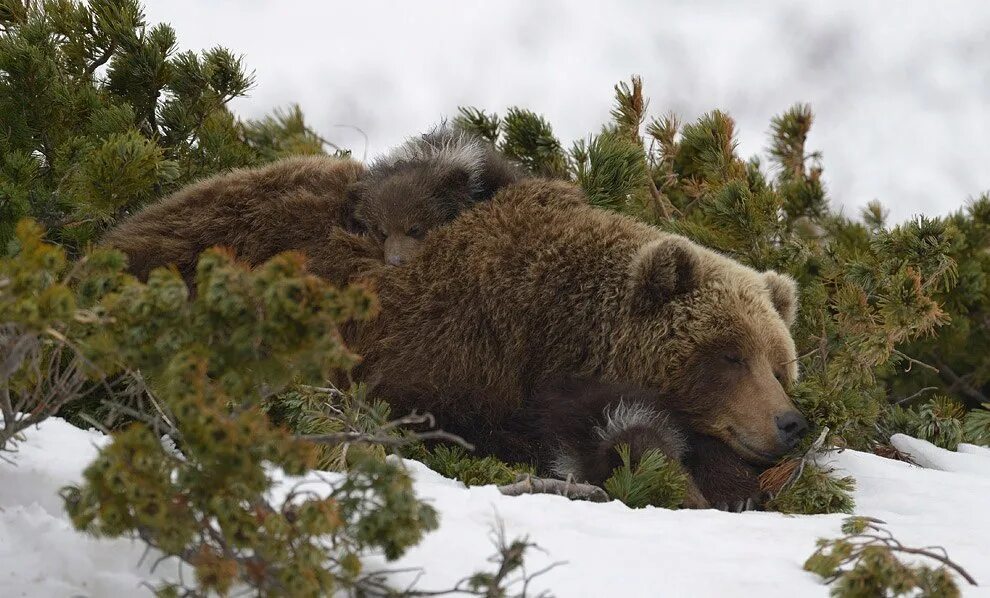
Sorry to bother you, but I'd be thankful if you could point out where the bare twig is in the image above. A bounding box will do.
[893,386,939,406]
[332,124,369,162]
[933,356,989,406]
[892,350,939,374]
[781,346,822,367]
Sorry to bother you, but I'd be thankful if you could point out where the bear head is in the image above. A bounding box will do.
[348,164,474,266]
[619,235,807,465]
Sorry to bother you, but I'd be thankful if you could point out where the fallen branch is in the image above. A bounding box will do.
[498,474,609,502]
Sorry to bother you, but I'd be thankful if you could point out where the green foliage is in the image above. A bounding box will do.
[805,517,971,597]
[765,463,855,515]
[887,194,990,413]
[47,238,437,595]
[265,383,395,470]
[500,107,570,178]
[886,396,967,450]
[418,444,535,487]
[962,403,990,446]
[0,0,330,254]
[453,105,569,179]
[0,219,128,451]
[572,129,649,212]
[603,443,688,509]
[242,104,328,162]
[453,106,500,144]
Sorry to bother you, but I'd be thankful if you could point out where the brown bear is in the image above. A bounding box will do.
[340,178,807,478]
[100,155,381,289]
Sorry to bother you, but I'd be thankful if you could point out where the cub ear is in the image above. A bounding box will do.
[435,165,473,195]
[763,271,798,327]
[343,182,366,233]
[433,166,475,217]
[628,236,702,312]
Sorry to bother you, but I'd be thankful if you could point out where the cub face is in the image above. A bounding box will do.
[348,166,473,266]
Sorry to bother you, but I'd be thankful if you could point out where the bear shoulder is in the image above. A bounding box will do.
[490,178,589,211]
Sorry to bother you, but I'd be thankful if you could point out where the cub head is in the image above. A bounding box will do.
[348,163,474,266]
[624,235,807,465]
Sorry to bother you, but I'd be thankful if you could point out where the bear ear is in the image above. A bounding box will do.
[435,165,473,197]
[433,165,476,218]
[343,182,366,233]
[763,271,798,327]
[628,236,702,311]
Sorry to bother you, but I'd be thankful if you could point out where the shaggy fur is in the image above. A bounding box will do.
[532,380,687,484]
[350,126,527,265]
[464,378,762,508]
[338,178,807,466]
[537,379,768,508]
[101,156,381,288]
[681,430,763,509]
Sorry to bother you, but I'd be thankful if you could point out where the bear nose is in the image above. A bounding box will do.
[386,254,403,266]
[775,411,809,449]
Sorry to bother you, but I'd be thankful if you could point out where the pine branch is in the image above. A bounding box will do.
[84,40,117,76]
[301,410,475,451]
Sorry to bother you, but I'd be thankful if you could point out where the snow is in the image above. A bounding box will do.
[2,418,989,597]
[140,1,990,224]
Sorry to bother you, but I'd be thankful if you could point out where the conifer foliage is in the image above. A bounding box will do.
[0,0,324,254]
[0,219,126,452]
[805,517,975,597]
[54,245,442,596]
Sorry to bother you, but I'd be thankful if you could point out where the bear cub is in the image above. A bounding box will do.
[523,379,773,510]
[348,125,527,265]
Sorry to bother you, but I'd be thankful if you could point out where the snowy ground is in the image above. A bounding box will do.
[2,418,989,597]
[142,1,990,224]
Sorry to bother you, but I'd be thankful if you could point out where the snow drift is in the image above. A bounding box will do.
[2,418,989,597]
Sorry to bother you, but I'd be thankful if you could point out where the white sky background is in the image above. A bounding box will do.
[141,1,990,224]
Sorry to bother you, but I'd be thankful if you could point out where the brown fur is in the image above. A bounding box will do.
[101,156,381,288]
[349,128,527,265]
[442,377,764,508]
[339,178,806,465]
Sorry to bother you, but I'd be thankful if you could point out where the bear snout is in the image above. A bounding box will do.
[775,411,809,449]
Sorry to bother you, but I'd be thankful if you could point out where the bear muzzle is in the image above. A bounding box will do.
[384,234,422,266]
[775,410,809,450]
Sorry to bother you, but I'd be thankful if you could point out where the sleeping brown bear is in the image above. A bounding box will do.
[339,178,807,503]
